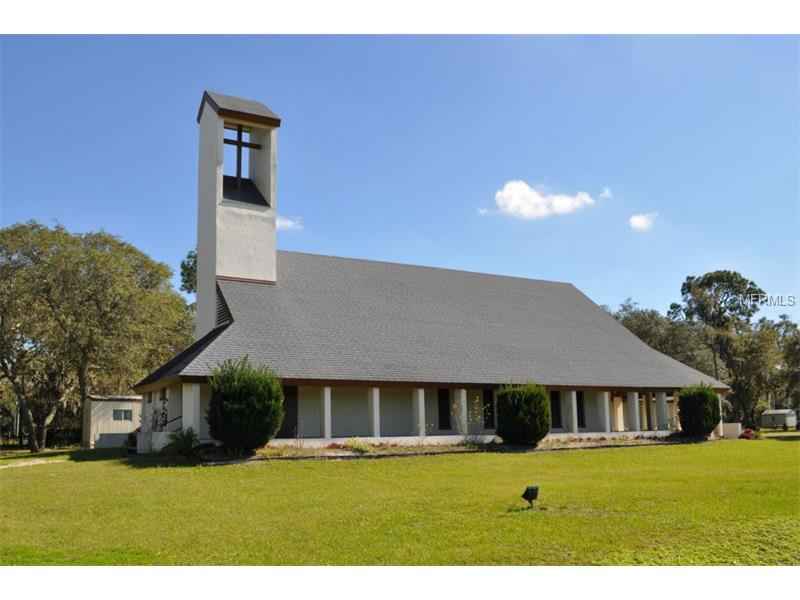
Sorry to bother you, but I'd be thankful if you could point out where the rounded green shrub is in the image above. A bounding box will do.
[207,357,285,453]
[677,383,721,437]
[496,382,551,446]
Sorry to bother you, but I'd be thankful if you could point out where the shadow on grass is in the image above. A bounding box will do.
[0,446,204,469]
[761,435,800,442]
[505,505,550,513]
[0,447,124,463]
[122,453,209,469]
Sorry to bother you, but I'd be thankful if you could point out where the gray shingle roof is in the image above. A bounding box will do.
[135,324,229,388]
[137,251,727,391]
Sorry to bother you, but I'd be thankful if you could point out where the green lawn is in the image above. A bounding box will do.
[1,439,798,565]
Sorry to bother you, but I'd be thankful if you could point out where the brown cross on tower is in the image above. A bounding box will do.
[223,124,262,191]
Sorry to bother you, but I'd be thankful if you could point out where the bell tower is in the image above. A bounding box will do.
[195,91,281,339]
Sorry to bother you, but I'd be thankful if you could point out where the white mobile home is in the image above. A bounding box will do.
[82,395,141,448]
[760,409,797,429]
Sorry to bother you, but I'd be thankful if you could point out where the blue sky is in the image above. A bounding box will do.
[2,35,798,320]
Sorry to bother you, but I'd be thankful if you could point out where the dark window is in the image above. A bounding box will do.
[550,391,562,429]
[113,409,133,421]
[437,389,451,430]
[276,386,298,439]
[482,389,495,429]
[577,391,586,428]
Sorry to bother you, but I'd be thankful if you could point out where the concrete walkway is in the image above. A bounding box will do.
[0,458,67,469]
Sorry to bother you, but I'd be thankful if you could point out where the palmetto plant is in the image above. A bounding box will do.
[161,426,200,458]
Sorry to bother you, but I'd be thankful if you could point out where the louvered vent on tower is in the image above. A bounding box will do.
[215,285,233,327]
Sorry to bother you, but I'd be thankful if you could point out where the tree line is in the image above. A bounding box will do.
[0,222,193,451]
[605,270,799,426]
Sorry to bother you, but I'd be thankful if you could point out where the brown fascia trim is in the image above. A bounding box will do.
[197,92,282,128]
[132,375,182,394]
[179,375,727,394]
[215,275,276,285]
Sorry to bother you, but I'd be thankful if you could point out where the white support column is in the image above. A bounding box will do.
[715,393,724,438]
[412,388,426,438]
[454,388,468,435]
[368,387,381,438]
[564,390,578,433]
[598,391,611,433]
[626,391,641,432]
[164,385,172,427]
[181,382,202,434]
[321,386,332,439]
[656,392,668,430]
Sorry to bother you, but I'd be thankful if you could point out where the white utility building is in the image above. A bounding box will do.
[83,395,141,449]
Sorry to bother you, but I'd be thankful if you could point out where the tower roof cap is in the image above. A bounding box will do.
[197,91,281,128]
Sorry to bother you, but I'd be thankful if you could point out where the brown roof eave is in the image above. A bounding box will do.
[197,91,281,128]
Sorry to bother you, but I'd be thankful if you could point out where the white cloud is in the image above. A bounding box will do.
[628,212,658,231]
[599,186,613,200]
[494,180,594,220]
[477,207,491,216]
[276,216,303,231]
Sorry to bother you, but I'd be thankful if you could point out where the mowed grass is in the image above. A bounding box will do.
[1,439,798,565]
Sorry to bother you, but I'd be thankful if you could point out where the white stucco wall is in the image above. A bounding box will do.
[331,387,370,437]
[196,106,224,339]
[167,383,182,431]
[216,200,276,282]
[195,106,278,340]
[582,391,603,432]
[199,384,211,440]
[380,387,413,436]
[298,386,323,438]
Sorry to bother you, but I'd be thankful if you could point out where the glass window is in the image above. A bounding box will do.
[437,389,451,430]
[550,391,562,428]
[113,409,133,421]
[482,389,495,429]
[577,391,586,428]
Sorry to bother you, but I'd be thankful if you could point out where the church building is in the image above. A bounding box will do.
[133,91,726,452]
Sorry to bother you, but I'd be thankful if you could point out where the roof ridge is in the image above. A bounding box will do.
[275,249,574,287]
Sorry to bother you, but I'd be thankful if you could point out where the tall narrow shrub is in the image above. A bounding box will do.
[677,383,720,437]
[496,382,551,446]
[207,357,285,452]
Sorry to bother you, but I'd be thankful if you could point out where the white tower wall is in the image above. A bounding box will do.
[195,103,278,340]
